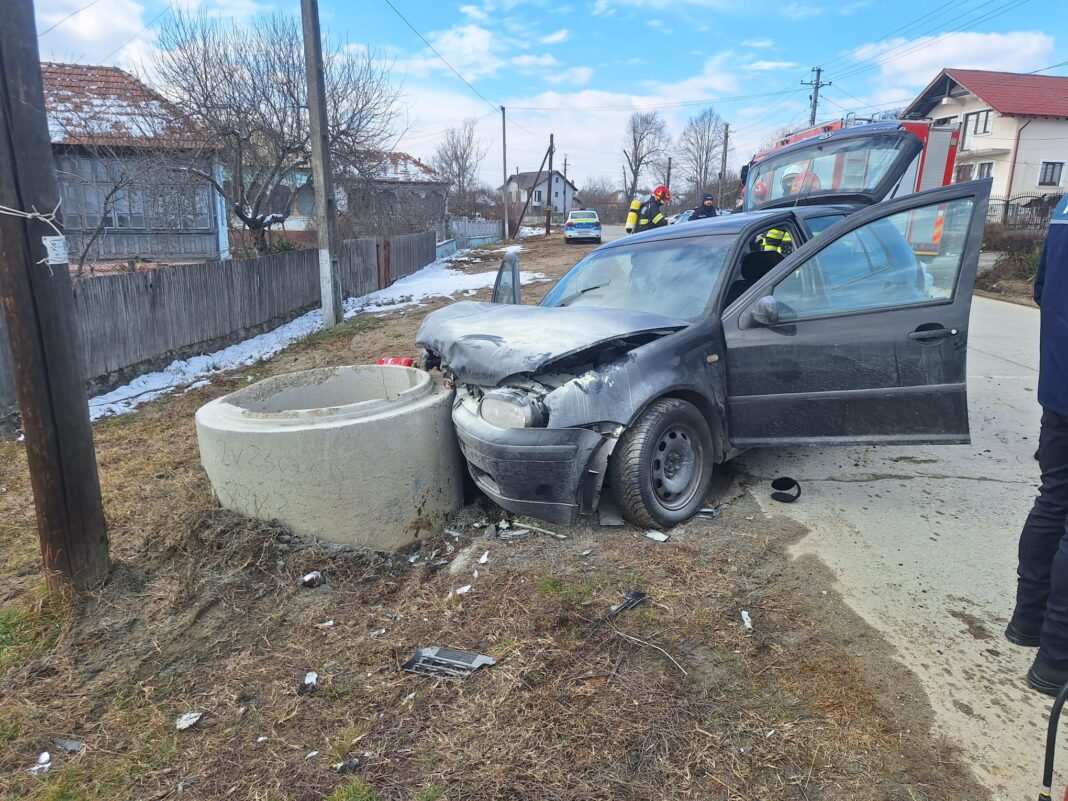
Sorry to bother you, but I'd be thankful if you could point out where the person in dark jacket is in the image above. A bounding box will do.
[634,185,671,233]
[1008,193,1068,696]
[691,193,718,220]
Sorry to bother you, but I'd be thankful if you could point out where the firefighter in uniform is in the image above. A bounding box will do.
[633,185,671,233]
[1008,193,1068,696]
[762,227,792,253]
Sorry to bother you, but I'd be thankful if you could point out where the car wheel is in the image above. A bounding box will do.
[610,398,714,529]
[595,237,602,244]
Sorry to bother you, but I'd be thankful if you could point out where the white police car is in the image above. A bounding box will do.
[563,209,602,244]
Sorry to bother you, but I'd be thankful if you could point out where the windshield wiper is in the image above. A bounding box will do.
[556,283,608,307]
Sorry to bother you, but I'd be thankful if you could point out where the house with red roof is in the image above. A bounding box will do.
[904,68,1068,201]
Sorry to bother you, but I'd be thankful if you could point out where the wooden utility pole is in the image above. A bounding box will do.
[545,133,554,235]
[301,0,343,328]
[665,156,672,191]
[0,0,108,591]
[718,122,730,210]
[501,106,510,239]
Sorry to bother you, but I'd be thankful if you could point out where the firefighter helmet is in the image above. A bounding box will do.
[652,185,671,202]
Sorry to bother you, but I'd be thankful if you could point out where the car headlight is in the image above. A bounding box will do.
[479,388,546,428]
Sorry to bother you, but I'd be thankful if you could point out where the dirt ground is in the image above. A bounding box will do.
[0,235,989,801]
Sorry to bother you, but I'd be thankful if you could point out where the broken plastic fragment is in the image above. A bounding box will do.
[301,571,324,588]
[580,549,593,557]
[28,751,51,775]
[315,620,335,629]
[53,738,85,754]
[445,528,464,539]
[741,611,754,634]
[479,551,490,564]
[306,750,319,760]
[403,646,496,678]
[335,757,360,774]
[298,671,318,695]
[175,712,203,731]
[256,736,268,743]
[644,530,669,543]
[369,628,387,637]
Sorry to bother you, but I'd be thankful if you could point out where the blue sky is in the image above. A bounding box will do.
[35,0,1068,188]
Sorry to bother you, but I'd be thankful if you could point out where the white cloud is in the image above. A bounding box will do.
[459,4,489,21]
[396,24,505,80]
[36,0,154,66]
[745,60,799,72]
[782,3,825,19]
[540,28,570,44]
[741,38,774,48]
[512,53,561,69]
[850,31,1056,89]
[546,66,594,85]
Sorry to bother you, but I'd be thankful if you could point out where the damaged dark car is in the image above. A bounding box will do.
[417,126,992,528]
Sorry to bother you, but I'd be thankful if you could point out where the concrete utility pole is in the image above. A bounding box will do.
[666,156,672,191]
[0,0,108,591]
[718,122,730,210]
[545,133,554,235]
[301,0,343,328]
[501,106,510,239]
[802,67,831,127]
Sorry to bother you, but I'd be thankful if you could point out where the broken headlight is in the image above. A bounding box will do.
[479,388,546,428]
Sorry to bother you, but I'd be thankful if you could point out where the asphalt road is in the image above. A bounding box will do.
[735,296,1046,800]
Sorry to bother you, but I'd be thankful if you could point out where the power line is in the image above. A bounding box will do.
[380,0,498,114]
[37,0,105,37]
[99,2,174,63]
[508,87,803,112]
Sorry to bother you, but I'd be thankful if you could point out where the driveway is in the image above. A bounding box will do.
[735,296,1046,799]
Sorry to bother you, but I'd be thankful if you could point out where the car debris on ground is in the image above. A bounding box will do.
[53,738,85,754]
[770,477,801,503]
[402,646,497,679]
[644,530,669,543]
[479,550,490,564]
[175,712,203,731]
[599,589,647,625]
[27,752,51,775]
[298,671,318,695]
[335,758,360,774]
[741,610,754,634]
[301,571,325,588]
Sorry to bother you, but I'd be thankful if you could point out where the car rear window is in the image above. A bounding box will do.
[570,212,598,221]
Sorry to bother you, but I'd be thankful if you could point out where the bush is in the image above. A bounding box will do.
[983,223,1045,254]
[271,237,299,252]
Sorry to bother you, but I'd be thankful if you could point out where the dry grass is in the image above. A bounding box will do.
[0,237,987,801]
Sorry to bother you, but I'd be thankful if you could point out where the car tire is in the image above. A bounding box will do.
[595,237,602,244]
[610,398,714,529]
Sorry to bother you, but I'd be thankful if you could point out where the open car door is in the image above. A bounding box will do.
[491,252,521,304]
[721,178,991,447]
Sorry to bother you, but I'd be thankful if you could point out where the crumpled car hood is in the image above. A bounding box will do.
[417,301,686,385]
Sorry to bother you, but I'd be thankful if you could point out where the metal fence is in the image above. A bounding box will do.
[1,231,437,428]
[986,193,1064,230]
[448,217,502,248]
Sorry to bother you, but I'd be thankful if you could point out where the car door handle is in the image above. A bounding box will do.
[909,326,957,342]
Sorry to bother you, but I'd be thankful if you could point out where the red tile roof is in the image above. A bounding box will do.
[41,62,200,147]
[906,68,1068,119]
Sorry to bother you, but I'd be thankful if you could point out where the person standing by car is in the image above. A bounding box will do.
[1007,193,1068,697]
[634,185,671,233]
[691,193,718,220]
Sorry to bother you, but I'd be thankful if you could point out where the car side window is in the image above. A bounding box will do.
[772,196,975,319]
[804,214,846,237]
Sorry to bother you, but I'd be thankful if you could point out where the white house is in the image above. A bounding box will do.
[503,169,578,214]
[904,68,1068,199]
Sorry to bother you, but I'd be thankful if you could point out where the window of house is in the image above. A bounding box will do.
[1040,162,1064,187]
[976,162,993,179]
[955,163,974,183]
[534,190,542,202]
[974,110,992,134]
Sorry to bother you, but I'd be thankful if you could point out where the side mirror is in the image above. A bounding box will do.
[491,251,521,304]
[751,295,781,326]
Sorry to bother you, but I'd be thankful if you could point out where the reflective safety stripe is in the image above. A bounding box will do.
[652,213,664,224]
[763,228,792,252]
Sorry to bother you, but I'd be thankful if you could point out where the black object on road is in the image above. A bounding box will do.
[771,477,801,503]
[1038,679,1068,800]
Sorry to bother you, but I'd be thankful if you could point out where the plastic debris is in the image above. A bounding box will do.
[408,553,422,564]
[298,671,318,695]
[499,528,530,541]
[644,530,669,543]
[770,477,801,503]
[608,589,647,619]
[257,736,268,743]
[741,611,754,634]
[403,646,496,679]
[53,738,85,754]
[447,585,472,599]
[301,571,325,588]
[369,628,387,637]
[479,551,490,564]
[698,505,721,517]
[445,528,464,539]
[580,549,593,557]
[598,497,625,526]
[472,570,479,579]
[28,751,51,775]
[335,757,361,774]
[499,520,512,530]
[306,750,319,760]
[315,620,335,629]
[176,712,203,731]
[525,523,567,540]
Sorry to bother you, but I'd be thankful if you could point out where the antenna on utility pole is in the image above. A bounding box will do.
[802,67,830,127]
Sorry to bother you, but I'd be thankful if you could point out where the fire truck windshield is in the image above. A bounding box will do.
[744,132,918,211]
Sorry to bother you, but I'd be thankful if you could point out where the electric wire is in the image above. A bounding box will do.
[38,0,105,37]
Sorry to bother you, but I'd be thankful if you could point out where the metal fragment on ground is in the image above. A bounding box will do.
[53,738,85,754]
[402,646,497,678]
[644,530,669,542]
[301,571,324,588]
[175,712,203,731]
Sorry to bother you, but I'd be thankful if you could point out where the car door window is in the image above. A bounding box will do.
[804,213,846,237]
[772,196,975,319]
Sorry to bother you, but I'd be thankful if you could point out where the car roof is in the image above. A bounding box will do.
[568,209,598,216]
[599,204,857,249]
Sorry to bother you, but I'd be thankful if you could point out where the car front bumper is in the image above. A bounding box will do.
[452,400,610,525]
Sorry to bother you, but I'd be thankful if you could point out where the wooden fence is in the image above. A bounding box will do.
[0,231,434,427]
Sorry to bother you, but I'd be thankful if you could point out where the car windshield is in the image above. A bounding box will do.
[745,132,917,210]
[569,212,598,221]
[540,235,733,321]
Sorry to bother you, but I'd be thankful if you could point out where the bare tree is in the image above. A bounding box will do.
[622,111,668,200]
[152,10,402,255]
[677,107,725,197]
[432,118,488,217]
[578,175,626,222]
